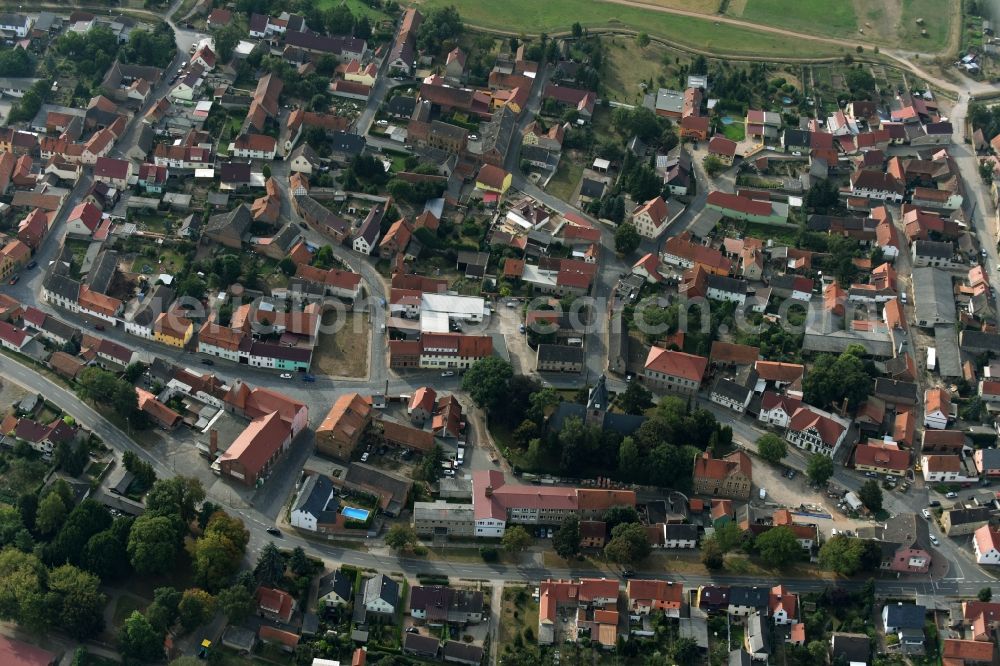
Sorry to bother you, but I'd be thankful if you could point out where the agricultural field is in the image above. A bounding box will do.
[731,0,858,39]
[602,37,689,104]
[411,0,846,58]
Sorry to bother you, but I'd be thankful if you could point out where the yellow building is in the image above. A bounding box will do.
[0,240,30,280]
[153,312,193,348]
[475,164,512,195]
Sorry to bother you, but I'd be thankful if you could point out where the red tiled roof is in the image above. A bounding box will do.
[644,347,707,381]
[707,191,772,217]
[855,442,909,471]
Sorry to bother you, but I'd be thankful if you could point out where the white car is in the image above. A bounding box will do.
[922,508,931,519]
[929,535,939,546]
[361,452,369,462]
[441,371,455,377]
[279,373,293,379]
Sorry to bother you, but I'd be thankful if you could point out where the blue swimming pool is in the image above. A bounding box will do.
[342,507,370,521]
[720,116,737,125]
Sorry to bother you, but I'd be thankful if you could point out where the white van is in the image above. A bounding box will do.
[456,448,465,466]
[759,488,767,500]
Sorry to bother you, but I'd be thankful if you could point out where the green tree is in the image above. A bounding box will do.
[0,547,48,632]
[802,347,873,409]
[756,434,788,464]
[605,522,652,565]
[461,357,514,411]
[416,6,463,53]
[189,530,243,592]
[415,444,445,483]
[145,587,181,634]
[146,476,205,525]
[617,436,641,479]
[217,584,255,623]
[118,611,164,664]
[83,526,130,580]
[619,381,652,415]
[701,536,725,569]
[385,524,419,551]
[714,521,744,552]
[807,640,829,664]
[501,525,532,553]
[754,526,801,567]
[48,564,106,639]
[614,222,641,255]
[806,454,834,486]
[178,588,215,634]
[553,516,581,559]
[127,514,178,575]
[254,542,286,587]
[602,505,641,530]
[818,535,881,576]
[703,155,724,176]
[672,637,700,665]
[980,587,993,602]
[858,480,883,513]
[636,32,650,48]
[36,491,68,536]
[289,546,311,576]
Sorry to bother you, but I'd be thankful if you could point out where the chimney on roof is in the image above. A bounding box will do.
[485,486,493,497]
[209,429,218,455]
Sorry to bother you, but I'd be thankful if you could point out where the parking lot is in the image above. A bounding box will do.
[751,459,871,538]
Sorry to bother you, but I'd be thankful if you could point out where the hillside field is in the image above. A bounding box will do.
[409,0,956,56]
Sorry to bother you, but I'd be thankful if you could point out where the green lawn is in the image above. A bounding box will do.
[407,0,846,58]
[736,0,857,40]
[723,122,746,141]
[899,0,954,53]
[546,159,584,202]
[315,0,389,19]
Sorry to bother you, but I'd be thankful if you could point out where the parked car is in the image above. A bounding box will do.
[7,275,17,285]
[922,508,931,519]
[200,359,214,365]
[25,260,36,269]
[621,569,635,578]
[518,324,526,334]
[361,452,369,462]
[441,371,455,377]
[929,535,939,546]
[94,323,105,331]
[302,373,316,382]
[929,500,941,507]
[945,491,958,499]
[266,528,281,537]
[279,373,293,379]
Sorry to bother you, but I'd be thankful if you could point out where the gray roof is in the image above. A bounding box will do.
[330,131,366,157]
[293,473,337,522]
[294,195,349,235]
[579,178,605,198]
[961,329,1000,354]
[289,142,319,166]
[131,285,175,327]
[912,267,955,325]
[403,633,439,655]
[206,204,252,238]
[874,378,919,402]
[943,506,993,525]
[664,523,698,541]
[219,161,251,183]
[44,273,80,301]
[364,574,399,607]
[831,633,870,664]
[386,95,416,117]
[858,513,928,552]
[409,585,484,615]
[711,377,752,404]
[40,315,79,341]
[745,611,769,654]
[443,640,484,664]
[933,324,961,378]
[354,204,384,245]
[728,649,753,666]
[430,120,467,143]
[912,239,954,259]
[654,88,684,114]
[318,569,354,602]
[884,603,926,630]
[729,586,769,608]
[536,344,584,365]
[707,274,747,295]
[978,448,1000,470]
[481,105,517,159]
[85,249,118,294]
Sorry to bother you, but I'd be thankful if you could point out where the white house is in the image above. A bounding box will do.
[229,133,277,160]
[974,525,1000,565]
[924,388,950,430]
[0,14,31,37]
[785,406,848,458]
[630,196,681,239]
[65,202,103,238]
[706,275,747,305]
[663,524,698,549]
[290,473,336,531]
[921,454,978,484]
[363,574,399,616]
[710,377,753,414]
[768,586,798,626]
[317,570,353,607]
[757,392,801,429]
